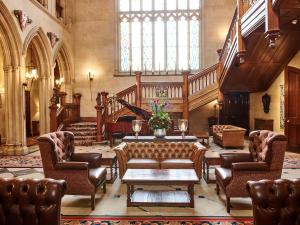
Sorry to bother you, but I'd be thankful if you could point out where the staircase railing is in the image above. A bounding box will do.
[188,63,219,96]
[49,91,81,132]
[141,82,183,100]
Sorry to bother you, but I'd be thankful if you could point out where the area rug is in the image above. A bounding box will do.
[61,216,253,225]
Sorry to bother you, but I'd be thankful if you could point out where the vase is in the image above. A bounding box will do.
[154,128,166,138]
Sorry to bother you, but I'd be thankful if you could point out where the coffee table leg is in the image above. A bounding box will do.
[127,184,131,207]
[188,184,194,208]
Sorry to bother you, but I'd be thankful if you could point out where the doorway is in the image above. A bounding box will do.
[285,66,300,151]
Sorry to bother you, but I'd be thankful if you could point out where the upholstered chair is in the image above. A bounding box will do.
[38,131,107,210]
[247,179,300,225]
[0,178,66,225]
[215,130,287,212]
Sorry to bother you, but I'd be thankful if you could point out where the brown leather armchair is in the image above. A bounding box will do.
[247,179,300,225]
[38,131,107,210]
[0,178,66,225]
[215,130,287,212]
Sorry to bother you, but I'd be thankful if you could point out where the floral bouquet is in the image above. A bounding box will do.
[148,98,172,130]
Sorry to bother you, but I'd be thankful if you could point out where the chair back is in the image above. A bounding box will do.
[0,178,66,225]
[249,130,287,171]
[247,179,300,225]
[38,131,75,171]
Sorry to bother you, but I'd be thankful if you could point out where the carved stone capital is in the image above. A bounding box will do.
[47,32,59,48]
[13,10,32,32]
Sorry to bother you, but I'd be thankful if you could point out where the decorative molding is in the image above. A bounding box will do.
[13,10,32,32]
[47,32,59,48]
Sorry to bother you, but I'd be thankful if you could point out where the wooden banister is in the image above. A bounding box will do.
[49,91,82,132]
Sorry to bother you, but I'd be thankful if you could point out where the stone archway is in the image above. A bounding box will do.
[0,2,26,155]
[53,42,73,102]
[23,26,52,137]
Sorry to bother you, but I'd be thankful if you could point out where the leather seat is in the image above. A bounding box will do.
[161,159,194,169]
[89,168,107,186]
[127,158,160,169]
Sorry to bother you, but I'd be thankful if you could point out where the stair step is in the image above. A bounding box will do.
[74,136,97,141]
[68,122,96,127]
[70,131,97,136]
[74,140,95,146]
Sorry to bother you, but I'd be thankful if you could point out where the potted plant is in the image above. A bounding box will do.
[148,99,172,138]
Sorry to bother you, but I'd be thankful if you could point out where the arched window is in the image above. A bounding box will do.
[118,0,201,75]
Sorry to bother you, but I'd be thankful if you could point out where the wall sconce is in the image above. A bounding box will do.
[0,87,4,108]
[88,72,94,101]
[55,77,64,89]
[88,72,94,82]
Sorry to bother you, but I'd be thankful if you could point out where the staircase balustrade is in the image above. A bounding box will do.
[49,91,81,132]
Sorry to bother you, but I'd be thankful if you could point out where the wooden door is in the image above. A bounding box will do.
[285,66,300,151]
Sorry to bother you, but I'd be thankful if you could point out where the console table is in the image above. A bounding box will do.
[122,135,198,142]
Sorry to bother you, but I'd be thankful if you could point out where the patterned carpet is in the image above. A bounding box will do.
[61,216,253,225]
[0,148,299,169]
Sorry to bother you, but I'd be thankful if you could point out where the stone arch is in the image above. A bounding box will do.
[23,27,53,136]
[0,2,26,155]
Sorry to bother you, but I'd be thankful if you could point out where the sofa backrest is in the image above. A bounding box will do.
[249,130,287,170]
[212,125,243,134]
[0,178,66,225]
[38,131,75,170]
[247,179,300,225]
[126,142,195,159]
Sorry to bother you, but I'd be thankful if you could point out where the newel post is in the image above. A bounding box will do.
[135,71,142,108]
[236,0,246,64]
[265,0,280,48]
[73,93,82,121]
[182,71,190,121]
[49,101,58,132]
[95,94,104,142]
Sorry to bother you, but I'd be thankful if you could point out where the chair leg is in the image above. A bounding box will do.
[216,183,219,195]
[103,181,106,193]
[91,194,95,210]
[226,196,230,213]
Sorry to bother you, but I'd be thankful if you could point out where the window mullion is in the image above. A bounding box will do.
[176,16,179,74]
[187,17,190,71]
[141,18,144,73]
[164,1,167,73]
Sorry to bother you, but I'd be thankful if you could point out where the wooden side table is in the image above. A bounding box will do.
[194,131,210,147]
[203,151,221,183]
[100,151,118,184]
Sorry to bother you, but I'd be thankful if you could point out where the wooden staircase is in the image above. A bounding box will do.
[218,0,300,93]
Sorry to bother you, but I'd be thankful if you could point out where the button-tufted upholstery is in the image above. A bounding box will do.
[38,131,107,210]
[215,130,287,213]
[247,179,300,225]
[0,178,66,225]
[114,142,206,179]
[212,125,246,148]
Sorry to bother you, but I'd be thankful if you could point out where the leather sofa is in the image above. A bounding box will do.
[212,125,246,148]
[114,142,206,179]
[0,178,66,225]
[247,179,300,225]
[38,131,107,210]
[215,130,287,212]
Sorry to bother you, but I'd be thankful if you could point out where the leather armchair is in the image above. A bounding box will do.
[215,130,287,212]
[38,131,107,210]
[0,178,66,225]
[247,179,300,225]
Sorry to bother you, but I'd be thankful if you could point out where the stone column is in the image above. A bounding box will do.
[39,76,47,135]
[1,66,28,155]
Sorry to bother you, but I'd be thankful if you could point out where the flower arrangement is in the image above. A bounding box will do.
[148,98,172,130]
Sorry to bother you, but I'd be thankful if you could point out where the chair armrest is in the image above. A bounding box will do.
[220,153,252,168]
[54,162,89,170]
[232,162,269,171]
[114,142,128,179]
[191,142,207,178]
[70,153,102,168]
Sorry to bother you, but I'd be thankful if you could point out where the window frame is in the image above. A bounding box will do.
[115,0,203,76]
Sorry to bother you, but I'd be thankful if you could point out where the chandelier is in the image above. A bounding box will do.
[25,45,38,91]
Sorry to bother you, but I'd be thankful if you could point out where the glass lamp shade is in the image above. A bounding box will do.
[178,119,188,138]
[132,120,142,137]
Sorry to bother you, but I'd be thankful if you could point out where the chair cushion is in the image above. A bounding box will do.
[215,167,232,186]
[89,167,107,186]
[127,159,160,169]
[161,159,194,169]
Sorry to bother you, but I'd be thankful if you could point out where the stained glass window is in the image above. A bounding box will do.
[119,0,201,74]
